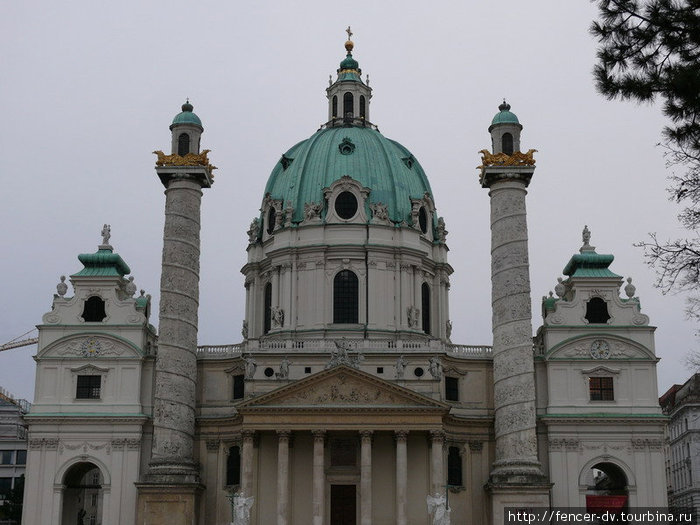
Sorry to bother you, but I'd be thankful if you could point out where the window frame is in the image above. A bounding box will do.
[589,376,614,401]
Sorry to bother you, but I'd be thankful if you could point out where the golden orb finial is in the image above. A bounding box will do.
[345,26,354,52]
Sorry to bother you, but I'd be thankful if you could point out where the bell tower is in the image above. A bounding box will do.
[326,27,372,125]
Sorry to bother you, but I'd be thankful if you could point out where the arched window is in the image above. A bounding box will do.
[264,283,272,334]
[226,446,241,486]
[359,95,366,118]
[343,92,354,117]
[332,95,338,118]
[82,296,106,322]
[447,446,463,486]
[334,270,358,324]
[585,297,610,324]
[267,207,276,235]
[502,132,513,155]
[422,283,431,334]
[178,133,190,155]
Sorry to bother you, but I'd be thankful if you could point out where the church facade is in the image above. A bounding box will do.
[21,35,666,525]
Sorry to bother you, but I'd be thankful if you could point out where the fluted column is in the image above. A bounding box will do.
[241,430,255,497]
[430,430,445,494]
[395,430,408,525]
[277,430,290,525]
[149,174,206,482]
[312,430,326,525]
[482,168,544,484]
[360,430,373,525]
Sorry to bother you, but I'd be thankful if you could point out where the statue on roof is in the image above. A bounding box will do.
[101,224,111,246]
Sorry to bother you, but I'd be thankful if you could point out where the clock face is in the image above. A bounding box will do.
[80,338,102,357]
[590,339,610,359]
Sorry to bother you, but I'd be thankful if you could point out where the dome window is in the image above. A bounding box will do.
[335,191,358,219]
[280,154,293,170]
[333,270,359,324]
[338,137,355,155]
[343,92,354,117]
[402,155,415,169]
[178,133,190,155]
[266,207,276,235]
[332,95,338,118]
[502,132,514,155]
[360,95,366,118]
[585,297,611,324]
[418,207,428,234]
[263,282,272,334]
[421,283,431,334]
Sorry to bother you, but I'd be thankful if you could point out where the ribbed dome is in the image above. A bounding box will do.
[491,101,519,126]
[263,125,436,226]
[171,101,203,128]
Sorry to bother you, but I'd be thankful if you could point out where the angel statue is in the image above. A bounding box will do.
[232,493,254,525]
[427,492,450,525]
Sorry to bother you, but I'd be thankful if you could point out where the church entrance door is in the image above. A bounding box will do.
[330,484,356,525]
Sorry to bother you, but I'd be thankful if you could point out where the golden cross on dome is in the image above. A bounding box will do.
[346,26,353,40]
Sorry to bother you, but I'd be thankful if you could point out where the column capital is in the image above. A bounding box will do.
[394,429,409,442]
[242,429,256,441]
[429,430,445,443]
[468,440,483,452]
[312,429,326,441]
[205,439,219,451]
[277,430,291,441]
[359,430,374,442]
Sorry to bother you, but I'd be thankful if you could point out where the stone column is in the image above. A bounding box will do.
[277,431,291,525]
[360,430,373,525]
[312,430,326,525]
[241,430,255,497]
[395,430,408,525]
[481,169,544,484]
[430,430,445,494]
[148,170,210,484]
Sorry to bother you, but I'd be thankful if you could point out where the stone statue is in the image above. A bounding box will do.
[56,275,68,297]
[426,493,450,525]
[554,277,566,298]
[437,217,448,242]
[580,225,595,252]
[125,276,137,297]
[304,202,323,221]
[232,493,254,525]
[369,202,389,222]
[284,202,294,228]
[271,307,284,327]
[101,224,111,245]
[241,320,248,339]
[445,320,452,341]
[428,356,442,380]
[243,355,257,380]
[625,277,636,298]
[407,306,420,328]
[277,356,290,379]
[326,338,362,369]
[247,218,260,243]
[395,355,407,379]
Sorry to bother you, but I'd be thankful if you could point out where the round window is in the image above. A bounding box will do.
[414,367,425,377]
[335,191,358,220]
[267,207,276,234]
[418,207,428,234]
[264,367,275,377]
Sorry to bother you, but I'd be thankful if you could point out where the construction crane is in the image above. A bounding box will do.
[0,329,38,352]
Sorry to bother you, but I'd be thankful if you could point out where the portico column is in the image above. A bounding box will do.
[360,430,373,525]
[430,430,445,494]
[241,430,255,497]
[395,430,408,525]
[277,430,291,525]
[312,430,326,525]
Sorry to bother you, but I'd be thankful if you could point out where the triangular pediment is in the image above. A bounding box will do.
[238,365,448,411]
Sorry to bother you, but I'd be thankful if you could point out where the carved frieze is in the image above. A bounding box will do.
[52,337,127,358]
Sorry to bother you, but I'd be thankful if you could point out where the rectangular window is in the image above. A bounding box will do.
[589,377,614,401]
[233,374,245,400]
[15,450,26,465]
[226,446,241,486]
[76,375,102,399]
[0,478,11,498]
[0,451,12,465]
[445,377,459,401]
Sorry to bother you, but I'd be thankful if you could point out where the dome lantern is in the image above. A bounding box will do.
[488,99,523,155]
[169,99,204,156]
[326,27,372,126]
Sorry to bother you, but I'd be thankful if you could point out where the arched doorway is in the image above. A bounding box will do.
[584,462,629,514]
[61,462,104,525]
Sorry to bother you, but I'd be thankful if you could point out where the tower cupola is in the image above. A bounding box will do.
[489,100,523,155]
[326,27,372,126]
[169,99,203,156]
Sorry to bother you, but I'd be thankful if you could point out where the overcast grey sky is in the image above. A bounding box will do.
[1,1,695,402]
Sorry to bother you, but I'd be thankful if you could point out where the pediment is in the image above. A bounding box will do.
[39,334,142,359]
[547,335,654,361]
[238,365,448,411]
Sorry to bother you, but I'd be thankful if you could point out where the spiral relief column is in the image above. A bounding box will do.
[479,102,549,523]
[137,101,215,524]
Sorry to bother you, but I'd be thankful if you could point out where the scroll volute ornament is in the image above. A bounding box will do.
[476,148,537,174]
[153,149,218,174]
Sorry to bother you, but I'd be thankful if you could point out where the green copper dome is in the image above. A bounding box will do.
[263,125,436,227]
[491,100,520,126]
[171,101,202,128]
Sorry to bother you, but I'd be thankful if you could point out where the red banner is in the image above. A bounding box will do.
[586,495,628,512]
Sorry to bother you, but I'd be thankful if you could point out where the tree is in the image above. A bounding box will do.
[0,474,24,523]
[591,0,700,335]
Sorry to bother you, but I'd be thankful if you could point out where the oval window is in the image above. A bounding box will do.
[418,207,428,234]
[267,207,276,234]
[335,191,358,219]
